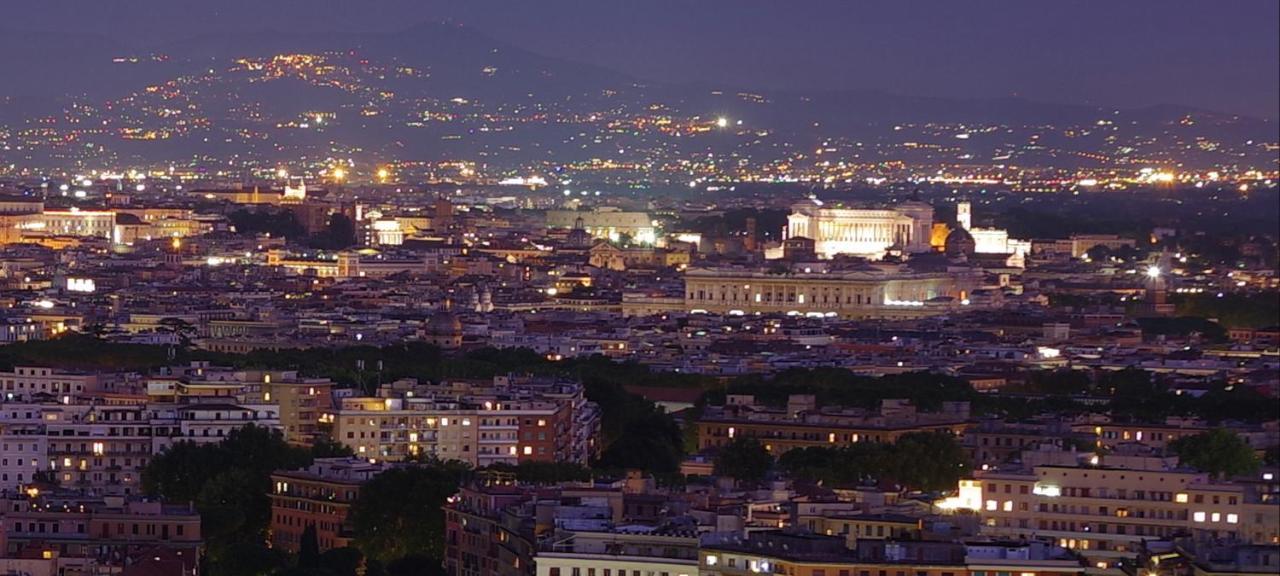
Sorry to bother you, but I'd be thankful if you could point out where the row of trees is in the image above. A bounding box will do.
[713,431,967,493]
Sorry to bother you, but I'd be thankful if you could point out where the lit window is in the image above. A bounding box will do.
[1003,501,1013,512]
[522,446,532,455]
[1175,493,1188,503]
[986,500,998,511]
[705,555,718,566]
[1227,514,1238,524]
[1211,513,1221,522]
[1193,512,1206,522]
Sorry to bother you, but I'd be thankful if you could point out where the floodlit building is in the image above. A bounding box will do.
[785,199,935,259]
[547,208,657,245]
[683,261,983,320]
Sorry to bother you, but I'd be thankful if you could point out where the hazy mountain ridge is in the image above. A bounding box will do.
[0,22,1274,172]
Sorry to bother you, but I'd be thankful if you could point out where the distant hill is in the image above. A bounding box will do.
[0,22,1274,172]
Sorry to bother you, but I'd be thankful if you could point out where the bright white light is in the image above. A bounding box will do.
[1145,265,1161,279]
[1032,483,1062,497]
[716,117,729,128]
[66,278,96,293]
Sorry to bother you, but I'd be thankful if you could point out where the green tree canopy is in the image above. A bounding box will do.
[1171,428,1260,480]
[777,431,965,492]
[142,425,315,576]
[348,465,462,567]
[713,437,773,484]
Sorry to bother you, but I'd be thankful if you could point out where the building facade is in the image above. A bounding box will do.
[786,200,934,259]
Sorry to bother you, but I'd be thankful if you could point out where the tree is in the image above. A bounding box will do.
[158,317,198,348]
[1171,428,1260,480]
[311,435,356,459]
[310,213,357,250]
[228,207,307,238]
[318,547,365,576]
[713,437,773,484]
[585,378,685,473]
[777,433,964,492]
[349,465,461,566]
[298,524,321,573]
[143,425,314,576]
[197,468,268,543]
[778,444,888,487]
[885,431,967,492]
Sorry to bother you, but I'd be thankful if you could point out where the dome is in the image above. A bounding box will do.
[427,309,462,335]
[945,227,976,258]
[114,212,145,225]
[566,226,592,248]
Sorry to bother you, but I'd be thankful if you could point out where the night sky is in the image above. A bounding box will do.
[5,0,1277,119]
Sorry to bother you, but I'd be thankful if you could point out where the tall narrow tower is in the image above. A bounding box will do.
[957,201,973,231]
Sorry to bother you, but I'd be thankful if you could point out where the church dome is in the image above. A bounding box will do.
[427,309,462,335]
[945,226,976,258]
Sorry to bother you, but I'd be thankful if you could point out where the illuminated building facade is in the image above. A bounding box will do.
[331,378,599,466]
[970,460,1280,565]
[785,199,934,259]
[950,201,1032,267]
[546,209,657,244]
[683,263,982,319]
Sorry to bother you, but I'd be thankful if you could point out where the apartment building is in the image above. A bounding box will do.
[332,376,600,466]
[269,457,394,553]
[970,455,1280,567]
[700,532,1086,576]
[0,493,201,574]
[148,363,333,444]
[697,397,971,455]
[0,367,100,402]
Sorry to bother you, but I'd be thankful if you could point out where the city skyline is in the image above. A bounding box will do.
[0,4,1275,576]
